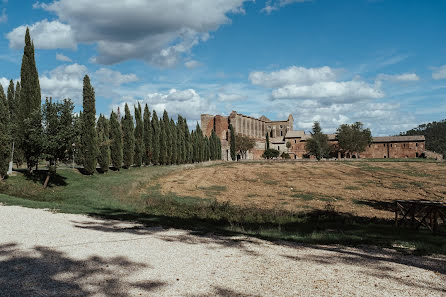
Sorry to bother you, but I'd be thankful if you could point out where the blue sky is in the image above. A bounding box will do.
[1,0,446,135]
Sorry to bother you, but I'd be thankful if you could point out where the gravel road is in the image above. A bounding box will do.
[0,205,445,297]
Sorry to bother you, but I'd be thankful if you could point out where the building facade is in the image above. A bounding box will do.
[201,111,439,160]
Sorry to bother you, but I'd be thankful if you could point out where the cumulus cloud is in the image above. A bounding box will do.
[39,63,87,102]
[432,65,446,80]
[262,0,309,14]
[6,19,76,50]
[250,66,337,88]
[217,93,245,102]
[94,68,138,86]
[377,73,419,82]
[250,65,383,104]
[56,53,72,62]
[34,0,248,66]
[113,88,216,125]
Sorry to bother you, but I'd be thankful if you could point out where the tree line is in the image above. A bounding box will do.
[0,29,222,183]
[402,119,446,158]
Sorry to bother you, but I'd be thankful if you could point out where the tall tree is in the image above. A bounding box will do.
[122,103,135,168]
[13,82,24,168]
[306,121,331,161]
[97,114,110,173]
[266,132,270,150]
[336,122,372,158]
[81,75,97,174]
[0,86,10,179]
[20,28,42,172]
[134,103,143,167]
[159,117,168,165]
[109,110,123,170]
[229,124,236,161]
[143,104,152,165]
[151,110,160,165]
[170,118,178,164]
[6,80,15,172]
[162,110,172,164]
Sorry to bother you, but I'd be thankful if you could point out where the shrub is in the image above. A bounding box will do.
[262,148,280,159]
[281,152,291,159]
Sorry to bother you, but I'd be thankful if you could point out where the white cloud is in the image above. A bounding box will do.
[262,0,309,14]
[113,88,216,125]
[0,77,11,90]
[94,68,138,86]
[432,65,446,80]
[217,93,245,102]
[56,53,72,62]
[39,63,87,102]
[35,0,248,66]
[250,66,337,88]
[377,73,419,82]
[272,80,383,102]
[6,19,76,50]
[0,8,7,23]
[184,60,203,69]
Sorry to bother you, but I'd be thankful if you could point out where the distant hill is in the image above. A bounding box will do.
[401,119,446,158]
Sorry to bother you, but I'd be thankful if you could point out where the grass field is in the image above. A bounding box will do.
[0,160,445,255]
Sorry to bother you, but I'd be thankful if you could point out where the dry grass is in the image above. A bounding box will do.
[158,161,446,219]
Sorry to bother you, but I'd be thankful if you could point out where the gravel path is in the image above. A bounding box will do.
[0,205,445,297]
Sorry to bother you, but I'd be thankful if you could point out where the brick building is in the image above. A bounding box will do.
[201,111,438,160]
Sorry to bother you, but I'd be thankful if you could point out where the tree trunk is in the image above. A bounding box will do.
[43,173,50,189]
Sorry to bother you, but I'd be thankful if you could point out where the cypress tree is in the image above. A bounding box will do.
[73,111,83,166]
[109,110,123,170]
[134,103,143,167]
[97,114,110,172]
[143,104,152,165]
[162,110,172,164]
[122,103,135,168]
[159,118,168,165]
[7,80,15,171]
[170,118,178,164]
[20,28,42,172]
[151,110,160,165]
[0,86,11,179]
[266,132,270,149]
[13,82,24,168]
[7,80,15,118]
[81,75,97,175]
[229,124,236,161]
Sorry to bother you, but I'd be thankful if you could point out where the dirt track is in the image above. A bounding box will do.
[1,205,445,296]
[158,161,446,218]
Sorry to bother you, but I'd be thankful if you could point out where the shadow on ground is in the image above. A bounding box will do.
[0,242,165,296]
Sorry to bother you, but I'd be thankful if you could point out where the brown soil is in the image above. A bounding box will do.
[158,161,446,219]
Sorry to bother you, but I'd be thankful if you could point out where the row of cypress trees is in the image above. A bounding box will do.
[0,28,222,179]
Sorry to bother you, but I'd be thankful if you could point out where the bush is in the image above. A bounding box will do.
[281,152,291,159]
[262,149,280,159]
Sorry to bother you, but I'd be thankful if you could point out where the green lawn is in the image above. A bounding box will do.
[1,163,445,256]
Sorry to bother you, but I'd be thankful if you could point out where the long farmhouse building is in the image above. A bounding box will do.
[201,111,443,161]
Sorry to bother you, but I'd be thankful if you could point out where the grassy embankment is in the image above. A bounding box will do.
[0,161,445,255]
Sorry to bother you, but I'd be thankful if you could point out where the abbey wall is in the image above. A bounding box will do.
[201,111,436,160]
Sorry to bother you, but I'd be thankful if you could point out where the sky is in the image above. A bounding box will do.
[0,0,446,135]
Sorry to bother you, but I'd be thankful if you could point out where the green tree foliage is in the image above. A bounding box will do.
[162,110,172,165]
[122,103,135,168]
[80,75,97,174]
[109,110,123,170]
[143,104,152,165]
[262,148,279,159]
[97,114,110,173]
[170,118,178,164]
[305,121,331,160]
[336,122,372,158]
[151,110,160,165]
[235,134,255,159]
[41,98,75,187]
[229,124,236,161]
[73,112,83,166]
[0,85,11,179]
[20,28,42,172]
[159,118,168,165]
[12,82,24,168]
[133,103,144,167]
[402,119,446,158]
[6,80,15,169]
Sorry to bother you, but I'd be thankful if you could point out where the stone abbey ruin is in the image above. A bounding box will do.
[201,111,443,161]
